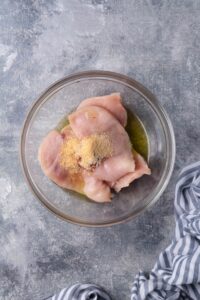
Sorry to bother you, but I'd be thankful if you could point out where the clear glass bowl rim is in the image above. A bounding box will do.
[20,70,176,227]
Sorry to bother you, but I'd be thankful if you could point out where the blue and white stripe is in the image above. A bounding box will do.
[131,161,200,300]
[46,283,111,300]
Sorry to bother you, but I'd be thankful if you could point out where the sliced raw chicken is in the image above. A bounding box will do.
[69,105,119,138]
[38,129,84,193]
[77,93,127,127]
[38,93,151,203]
[83,172,111,203]
[69,106,135,182]
[113,152,151,192]
[38,127,111,202]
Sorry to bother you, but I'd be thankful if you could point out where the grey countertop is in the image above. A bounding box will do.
[0,1,200,299]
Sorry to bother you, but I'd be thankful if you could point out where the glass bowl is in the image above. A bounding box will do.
[20,70,175,227]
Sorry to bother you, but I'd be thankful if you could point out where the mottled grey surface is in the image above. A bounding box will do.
[0,1,200,299]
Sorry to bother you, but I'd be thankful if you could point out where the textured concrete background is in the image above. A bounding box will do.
[0,1,200,299]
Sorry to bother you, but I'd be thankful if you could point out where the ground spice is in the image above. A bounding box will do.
[78,134,113,169]
[59,137,80,173]
[59,133,113,173]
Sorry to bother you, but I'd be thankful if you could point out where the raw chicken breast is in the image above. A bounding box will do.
[83,172,111,203]
[77,93,127,127]
[38,93,151,203]
[69,106,135,182]
[113,152,151,192]
[38,129,84,193]
[38,127,111,202]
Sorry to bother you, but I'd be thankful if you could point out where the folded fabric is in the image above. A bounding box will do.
[131,161,200,300]
[46,283,111,300]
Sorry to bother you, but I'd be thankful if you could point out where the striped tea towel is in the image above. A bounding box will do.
[131,161,200,300]
[46,283,111,300]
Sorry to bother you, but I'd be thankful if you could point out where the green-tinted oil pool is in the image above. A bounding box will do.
[56,116,69,132]
[125,109,149,161]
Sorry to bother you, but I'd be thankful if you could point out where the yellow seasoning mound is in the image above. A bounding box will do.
[59,137,80,173]
[78,133,113,169]
[60,133,113,173]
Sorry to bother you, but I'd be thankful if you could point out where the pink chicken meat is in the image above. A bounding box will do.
[38,127,84,192]
[38,93,151,203]
[77,93,127,127]
[68,106,136,183]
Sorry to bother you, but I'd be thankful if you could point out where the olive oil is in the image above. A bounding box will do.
[125,109,148,161]
[56,115,69,132]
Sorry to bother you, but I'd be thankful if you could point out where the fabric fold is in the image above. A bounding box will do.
[47,283,111,300]
[131,161,200,300]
